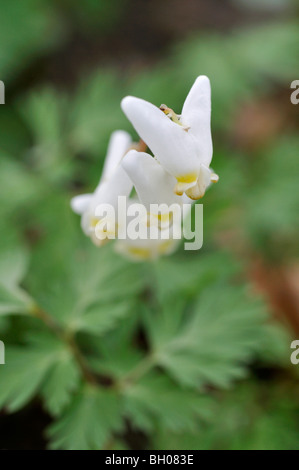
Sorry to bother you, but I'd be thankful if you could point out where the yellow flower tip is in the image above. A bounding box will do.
[185,185,205,200]
[149,211,173,230]
[127,246,152,260]
[151,212,172,223]
[187,193,203,201]
[158,240,175,255]
[174,173,198,196]
[211,173,219,183]
[95,227,116,238]
[90,234,110,247]
[174,186,184,196]
[126,240,176,261]
[90,217,100,228]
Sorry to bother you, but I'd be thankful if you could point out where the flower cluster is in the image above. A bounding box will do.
[71,75,218,261]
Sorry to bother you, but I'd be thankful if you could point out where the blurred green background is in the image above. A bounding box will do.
[0,0,299,450]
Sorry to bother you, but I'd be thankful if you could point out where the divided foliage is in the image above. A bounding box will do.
[0,8,298,449]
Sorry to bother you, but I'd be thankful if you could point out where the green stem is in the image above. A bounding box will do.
[31,304,98,386]
[116,354,156,391]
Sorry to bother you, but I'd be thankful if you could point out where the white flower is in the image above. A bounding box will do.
[121,149,184,229]
[71,76,215,261]
[116,151,193,260]
[121,75,218,200]
[115,235,180,262]
[114,199,182,262]
[70,130,133,245]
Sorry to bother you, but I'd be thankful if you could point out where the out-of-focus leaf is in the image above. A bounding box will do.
[74,300,135,336]
[63,0,127,32]
[41,354,81,416]
[256,322,294,367]
[0,0,63,81]
[145,285,267,389]
[153,382,299,450]
[69,71,128,156]
[0,153,46,217]
[176,22,299,128]
[244,137,299,258]
[0,224,32,316]
[123,373,213,433]
[149,251,240,301]
[0,284,31,316]
[20,89,71,182]
[0,334,79,412]
[0,224,29,289]
[48,386,122,450]
[30,240,142,336]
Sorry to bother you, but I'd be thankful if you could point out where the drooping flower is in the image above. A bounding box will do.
[70,130,133,245]
[71,76,216,261]
[121,75,219,200]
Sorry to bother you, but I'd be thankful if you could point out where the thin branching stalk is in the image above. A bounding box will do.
[31,304,98,386]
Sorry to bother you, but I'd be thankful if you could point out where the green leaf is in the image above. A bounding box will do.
[74,300,135,336]
[0,153,46,217]
[90,341,144,380]
[149,251,239,302]
[0,284,31,316]
[20,89,72,183]
[244,137,299,258]
[0,246,28,289]
[70,71,128,156]
[0,225,32,316]
[153,381,299,450]
[145,284,267,389]
[176,21,299,128]
[123,374,213,434]
[164,382,299,450]
[41,354,81,416]
[30,242,142,336]
[0,0,63,81]
[48,386,123,450]
[256,321,294,367]
[0,334,80,413]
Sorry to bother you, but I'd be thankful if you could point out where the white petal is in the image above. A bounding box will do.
[70,194,93,215]
[81,163,133,238]
[185,164,214,200]
[94,164,133,210]
[181,193,195,206]
[101,130,132,182]
[121,150,181,210]
[181,76,213,167]
[115,236,179,262]
[121,96,199,179]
